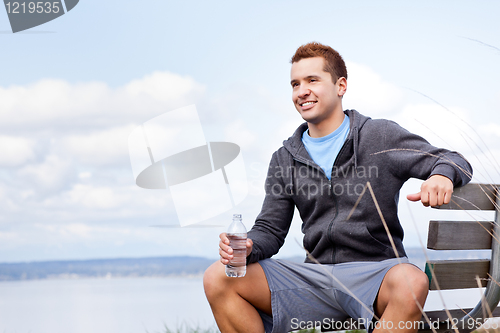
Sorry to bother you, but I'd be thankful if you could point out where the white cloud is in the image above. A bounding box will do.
[66,184,130,210]
[17,154,75,194]
[393,103,472,150]
[59,125,135,167]
[0,135,36,167]
[0,71,205,131]
[343,62,407,116]
[0,231,18,242]
[7,182,177,228]
[460,123,500,184]
[275,118,303,144]
[390,103,500,183]
[0,71,208,217]
[0,79,105,129]
[32,222,136,243]
[224,119,257,149]
[481,123,500,139]
[125,71,205,104]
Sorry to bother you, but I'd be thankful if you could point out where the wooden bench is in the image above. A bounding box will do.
[321,183,500,333]
[421,183,500,333]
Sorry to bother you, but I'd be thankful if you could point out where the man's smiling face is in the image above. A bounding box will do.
[290,57,343,126]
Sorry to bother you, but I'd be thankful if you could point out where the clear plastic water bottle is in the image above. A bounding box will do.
[225,214,247,277]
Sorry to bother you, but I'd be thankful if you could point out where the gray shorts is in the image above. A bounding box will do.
[257,257,409,333]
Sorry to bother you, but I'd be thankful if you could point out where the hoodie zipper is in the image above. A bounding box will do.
[292,143,346,264]
[292,155,336,262]
[325,138,351,263]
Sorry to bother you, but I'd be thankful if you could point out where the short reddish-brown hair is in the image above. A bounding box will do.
[291,42,348,83]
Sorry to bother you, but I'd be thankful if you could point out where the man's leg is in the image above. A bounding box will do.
[374,263,429,333]
[203,261,271,333]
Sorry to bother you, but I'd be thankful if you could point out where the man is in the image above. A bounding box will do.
[203,42,472,333]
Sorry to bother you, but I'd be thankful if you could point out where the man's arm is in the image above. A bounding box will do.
[382,120,473,206]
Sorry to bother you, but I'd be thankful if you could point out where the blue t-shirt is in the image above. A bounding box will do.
[301,115,350,180]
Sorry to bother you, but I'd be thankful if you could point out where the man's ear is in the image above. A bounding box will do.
[337,77,347,97]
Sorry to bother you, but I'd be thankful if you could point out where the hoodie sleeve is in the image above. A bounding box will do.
[246,151,295,264]
[382,120,473,186]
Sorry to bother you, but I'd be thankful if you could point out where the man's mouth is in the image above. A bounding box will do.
[300,101,317,107]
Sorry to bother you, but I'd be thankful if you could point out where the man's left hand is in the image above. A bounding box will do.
[406,174,453,207]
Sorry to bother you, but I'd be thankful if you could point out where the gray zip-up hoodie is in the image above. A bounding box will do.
[247,109,472,264]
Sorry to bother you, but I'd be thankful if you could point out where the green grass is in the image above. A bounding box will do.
[156,325,321,333]
[148,323,220,333]
[162,327,219,333]
[155,325,367,333]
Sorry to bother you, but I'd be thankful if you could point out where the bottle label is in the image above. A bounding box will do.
[227,233,246,267]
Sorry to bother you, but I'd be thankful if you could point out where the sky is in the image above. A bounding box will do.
[0,0,499,263]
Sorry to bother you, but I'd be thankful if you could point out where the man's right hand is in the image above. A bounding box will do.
[219,232,253,265]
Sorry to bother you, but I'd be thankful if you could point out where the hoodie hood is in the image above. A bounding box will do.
[282,109,371,169]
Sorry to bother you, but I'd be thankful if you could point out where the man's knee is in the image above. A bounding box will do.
[203,261,227,301]
[203,261,271,314]
[378,263,429,317]
[386,264,429,304]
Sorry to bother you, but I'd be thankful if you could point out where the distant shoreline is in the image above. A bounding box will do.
[0,255,217,282]
[1,273,207,282]
[0,249,491,282]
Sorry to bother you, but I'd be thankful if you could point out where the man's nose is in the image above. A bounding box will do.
[298,85,311,98]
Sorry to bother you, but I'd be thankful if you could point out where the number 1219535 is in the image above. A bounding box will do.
[5,2,61,14]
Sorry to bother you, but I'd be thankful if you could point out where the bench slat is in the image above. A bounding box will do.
[427,220,494,250]
[435,184,498,210]
[425,259,490,290]
[424,307,500,323]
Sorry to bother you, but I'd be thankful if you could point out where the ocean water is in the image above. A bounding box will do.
[0,276,490,333]
[0,277,217,333]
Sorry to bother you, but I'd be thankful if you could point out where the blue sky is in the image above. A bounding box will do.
[0,1,499,263]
